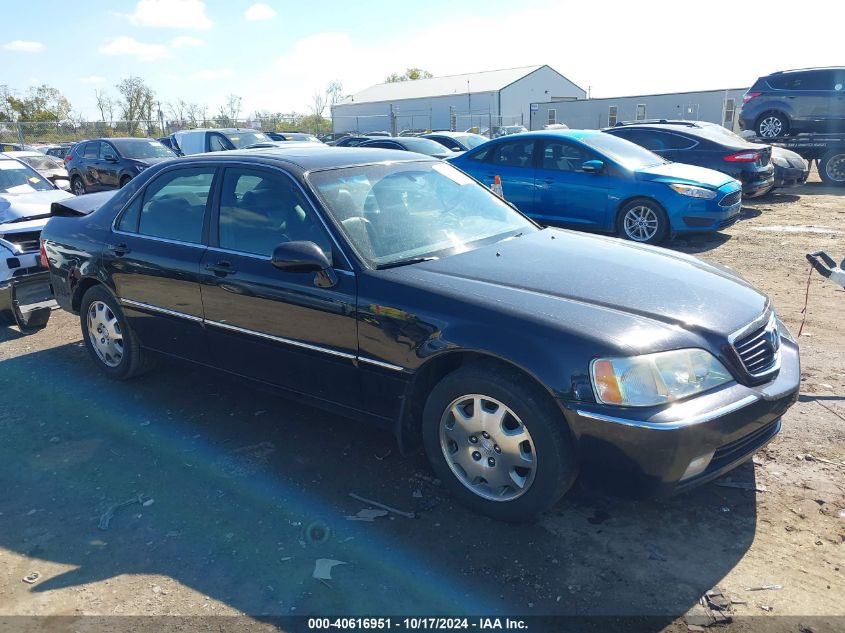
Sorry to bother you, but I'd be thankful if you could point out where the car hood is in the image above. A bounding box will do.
[132,156,173,167]
[390,229,768,344]
[0,189,74,225]
[637,162,736,188]
[771,146,808,169]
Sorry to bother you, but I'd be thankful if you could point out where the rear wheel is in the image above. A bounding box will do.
[422,362,577,521]
[617,199,669,245]
[79,285,152,380]
[818,150,845,186]
[756,112,789,138]
[119,175,132,188]
[71,176,85,196]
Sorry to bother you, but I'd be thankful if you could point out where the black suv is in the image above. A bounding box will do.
[66,138,176,195]
[739,67,845,138]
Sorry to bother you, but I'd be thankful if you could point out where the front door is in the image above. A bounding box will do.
[97,141,122,189]
[532,138,611,228]
[199,166,361,410]
[106,165,216,360]
[81,141,103,191]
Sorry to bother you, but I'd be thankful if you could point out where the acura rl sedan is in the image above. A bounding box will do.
[41,146,799,521]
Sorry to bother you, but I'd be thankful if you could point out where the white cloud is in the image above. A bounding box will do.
[191,68,234,81]
[245,3,276,21]
[171,35,204,48]
[126,0,212,29]
[98,36,169,62]
[3,40,44,52]
[80,75,107,84]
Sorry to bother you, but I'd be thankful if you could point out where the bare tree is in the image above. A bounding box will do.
[327,80,344,106]
[116,76,155,135]
[167,99,188,128]
[94,89,115,124]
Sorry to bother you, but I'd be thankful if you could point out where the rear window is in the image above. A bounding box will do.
[768,70,835,91]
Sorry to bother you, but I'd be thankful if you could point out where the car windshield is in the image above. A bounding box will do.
[580,132,667,169]
[455,134,487,149]
[224,131,269,148]
[395,137,454,156]
[308,161,536,267]
[113,139,175,159]
[16,154,64,171]
[0,159,54,193]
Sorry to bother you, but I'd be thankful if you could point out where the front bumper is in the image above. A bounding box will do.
[0,262,54,333]
[773,164,810,189]
[673,185,742,233]
[562,335,800,495]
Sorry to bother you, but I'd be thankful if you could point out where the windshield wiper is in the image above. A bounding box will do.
[2,213,52,224]
[377,256,439,270]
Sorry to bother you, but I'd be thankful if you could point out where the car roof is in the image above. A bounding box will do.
[492,129,602,141]
[768,66,845,75]
[184,146,432,172]
[2,150,43,158]
[425,131,475,138]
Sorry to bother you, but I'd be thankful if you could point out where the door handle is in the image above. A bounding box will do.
[205,260,237,275]
[107,243,130,256]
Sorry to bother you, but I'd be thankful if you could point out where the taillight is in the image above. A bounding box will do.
[724,151,760,163]
[39,240,48,269]
[64,154,72,162]
[743,91,761,104]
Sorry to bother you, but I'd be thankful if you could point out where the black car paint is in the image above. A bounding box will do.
[41,148,799,494]
[605,124,775,197]
[66,139,173,193]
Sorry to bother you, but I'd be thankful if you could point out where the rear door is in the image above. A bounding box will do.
[106,165,216,360]
[199,165,361,409]
[477,138,537,214]
[532,138,610,228]
[81,142,102,190]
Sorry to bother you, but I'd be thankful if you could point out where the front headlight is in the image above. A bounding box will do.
[591,348,732,407]
[134,164,147,172]
[667,183,717,199]
[772,156,789,168]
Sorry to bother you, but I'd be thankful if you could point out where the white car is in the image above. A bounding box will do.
[0,154,72,332]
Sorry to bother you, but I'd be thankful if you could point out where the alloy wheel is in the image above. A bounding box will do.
[438,394,537,502]
[87,300,124,367]
[623,205,659,242]
[758,116,783,138]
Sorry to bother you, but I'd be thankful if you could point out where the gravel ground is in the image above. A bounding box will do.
[0,172,842,632]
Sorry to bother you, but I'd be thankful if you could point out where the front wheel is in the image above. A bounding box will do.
[71,176,86,196]
[756,112,790,138]
[79,285,151,380]
[422,362,577,521]
[818,151,845,186]
[617,199,669,244]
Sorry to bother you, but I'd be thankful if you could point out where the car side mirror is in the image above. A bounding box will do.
[582,159,604,173]
[103,154,118,163]
[271,241,332,273]
[53,178,71,191]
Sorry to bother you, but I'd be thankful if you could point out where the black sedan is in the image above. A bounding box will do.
[605,121,775,198]
[66,137,176,195]
[357,136,457,159]
[422,131,489,152]
[41,147,799,520]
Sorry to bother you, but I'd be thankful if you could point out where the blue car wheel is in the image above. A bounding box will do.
[617,199,669,245]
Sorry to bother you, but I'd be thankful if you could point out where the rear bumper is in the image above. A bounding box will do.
[0,269,54,332]
[561,335,800,495]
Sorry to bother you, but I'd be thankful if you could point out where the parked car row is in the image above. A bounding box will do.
[38,144,800,520]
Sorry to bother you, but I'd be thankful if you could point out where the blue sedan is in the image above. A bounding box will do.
[447,130,743,244]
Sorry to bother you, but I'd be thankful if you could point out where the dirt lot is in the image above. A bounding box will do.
[0,172,843,633]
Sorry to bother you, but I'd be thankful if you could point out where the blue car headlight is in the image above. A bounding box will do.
[668,183,717,199]
[591,349,732,407]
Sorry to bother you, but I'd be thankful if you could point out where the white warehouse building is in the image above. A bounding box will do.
[331,65,586,136]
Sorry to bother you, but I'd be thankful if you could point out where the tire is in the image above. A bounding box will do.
[71,176,86,196]
[79,285,152,380]
[119,175,132,188]
[755,112,789,138]
[617,198,669,245]
[818,150,845,186]
[422,361,577,522]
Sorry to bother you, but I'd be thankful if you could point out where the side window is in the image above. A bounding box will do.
[83,142,100,159]
[137,168,215,244]
[208,134,229,152]
[614,130,663,151]
[467,145,491,162]
[487,140,535,168]
[548,109,556,125]
[636,104,647,121]
[540,141,591,172]
[102,143,117,159]
[116,196,142,232]
[217,168,331,257]
[433,137,461,151]
[608,106,618,127]
[653,132,696,150]
[365,141,399,150]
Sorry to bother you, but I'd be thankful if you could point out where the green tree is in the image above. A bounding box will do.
[5,84,71,122]
[385,68,433,83]
[116,76,155,135]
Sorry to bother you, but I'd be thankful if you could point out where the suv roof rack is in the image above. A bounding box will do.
[613,119,702,127]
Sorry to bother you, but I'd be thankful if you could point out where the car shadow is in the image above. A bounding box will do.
[750,192,801,205]
[0,343,758,626]
[791,180,845,197]
[666,232,731,254]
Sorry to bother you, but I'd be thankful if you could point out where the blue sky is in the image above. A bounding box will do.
[1,0,842,120]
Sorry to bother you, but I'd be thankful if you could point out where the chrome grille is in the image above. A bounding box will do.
[719,190,742,208]
[733,313,780,377]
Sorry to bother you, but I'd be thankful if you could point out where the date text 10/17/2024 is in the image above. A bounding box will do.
[307,618,528,630]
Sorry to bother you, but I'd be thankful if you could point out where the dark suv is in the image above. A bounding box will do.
[739,67,845,138]
[66,138,175,195]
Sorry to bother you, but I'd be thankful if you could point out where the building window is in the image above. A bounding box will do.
[723,98,736,128]
[608,106,618,127]
[636,104,646,121]
[548,109,556,125]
